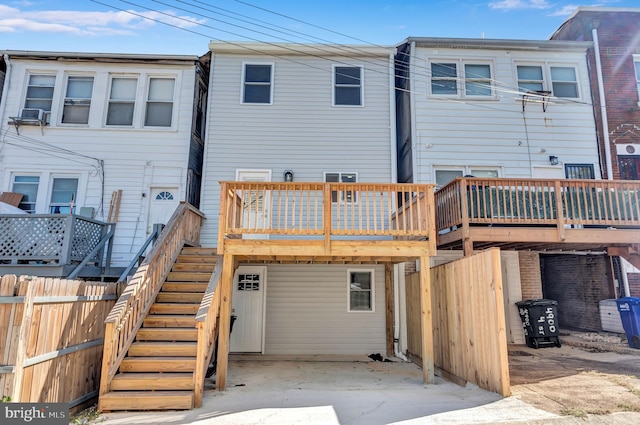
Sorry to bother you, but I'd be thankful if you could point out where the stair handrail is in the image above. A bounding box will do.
[98,202,204,407]
[193,255,223,407]
[117,223,164,283]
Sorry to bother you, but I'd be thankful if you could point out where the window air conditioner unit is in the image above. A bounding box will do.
[20,108,46,121]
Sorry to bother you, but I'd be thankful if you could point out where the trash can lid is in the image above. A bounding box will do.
[616,297,640,305]
[516,299,558,307]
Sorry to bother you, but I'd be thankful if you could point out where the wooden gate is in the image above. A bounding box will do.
[406,248,510,396]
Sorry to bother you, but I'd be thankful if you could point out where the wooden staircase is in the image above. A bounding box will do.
[99,247,217,411]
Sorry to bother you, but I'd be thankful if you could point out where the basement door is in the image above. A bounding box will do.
[236,169,271,239]
[230,266,267,353]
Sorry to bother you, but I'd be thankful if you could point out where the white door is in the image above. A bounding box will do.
[230,266,266,353]
[148,187,179,234]
[236,170,271,239]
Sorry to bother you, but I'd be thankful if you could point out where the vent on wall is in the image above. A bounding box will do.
[616,144,640,156]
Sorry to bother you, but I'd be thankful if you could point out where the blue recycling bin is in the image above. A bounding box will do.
[616,297,640,349]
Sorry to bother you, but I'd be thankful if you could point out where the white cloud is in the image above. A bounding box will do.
[0,5,206,36]
[489,0,551,10]
[548,5,580,17]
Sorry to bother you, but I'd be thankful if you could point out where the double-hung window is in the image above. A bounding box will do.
[24,74,55,117]
[107,77,137,126]
[12,175,40,213]
[431,61,493,97]
[62,76,94,124]
[334,66,362,106]
[49,178,79,214]
[517,64,579,98]
[348,269,374,312]
[325,172,357,203]
[145,77,175,127]
[465,64,492,96]
[242,64,273,104]
[431,63,458,95]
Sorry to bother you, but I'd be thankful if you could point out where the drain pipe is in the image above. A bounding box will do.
[393,263,409,362]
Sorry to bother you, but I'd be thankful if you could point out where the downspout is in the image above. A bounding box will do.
[592,28,614,180]
[409,41,418,183]
[393,262,408,361]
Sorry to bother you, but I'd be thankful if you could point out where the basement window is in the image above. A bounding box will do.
[348,269,374,312]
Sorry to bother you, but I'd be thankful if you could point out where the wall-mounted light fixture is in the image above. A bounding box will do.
[549,155,559,166]
[284,170,294,182]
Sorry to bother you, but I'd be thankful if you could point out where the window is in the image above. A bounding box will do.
[348,270,374,312]
[145,77,175,127]
[565,164,595,179]
[431,63,457,95]
[155,191,174,200]
[242,64,273,104]
[517,64,579,98]
[62,76,94,124]
[12,175,40,213]
[334,66,362,106]
[107,77,137,126]
[49,178,78,214]
[431,61,493,97]
[24,74,55,112]
[435,167,499,188]
[237,274,260,291]
[325,172,357,203]
[635,60,640,101]
[619,157,640,180]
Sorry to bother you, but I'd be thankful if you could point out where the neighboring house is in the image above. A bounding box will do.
[394,37,636,339]
[0,50,209,276]
[551,7,640,297]
[199,41,401,356]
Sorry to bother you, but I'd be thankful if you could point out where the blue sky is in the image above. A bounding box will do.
[0,0,638,55]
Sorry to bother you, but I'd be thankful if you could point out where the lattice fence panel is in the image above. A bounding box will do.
[70,218,104,261]
[0,216,67,261]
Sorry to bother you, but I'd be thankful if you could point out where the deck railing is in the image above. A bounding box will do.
[98,203,204,408]
[218,182,435,245]
[435,177,640,232]
[0,214,109,265]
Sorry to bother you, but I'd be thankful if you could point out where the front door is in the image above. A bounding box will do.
[230,266,266,353]
[148,187,179,234]
[236,170,271,239]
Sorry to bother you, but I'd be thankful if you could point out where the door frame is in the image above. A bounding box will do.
[147,186,180,234]
[231,265,268,353]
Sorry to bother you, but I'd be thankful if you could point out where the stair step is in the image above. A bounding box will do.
[143,315,196,328]
[171,263,216,272]
[167,272,212,282]
[129,341,197,357]
[137,327,198,341]
[99,391,193,411]
[150,303,199,315]
[180,247,217,256]
[162,282,208,293]
[110,373,194,391]
[156,292,203,303]
[176,255,217,264]
[120,356,196,372]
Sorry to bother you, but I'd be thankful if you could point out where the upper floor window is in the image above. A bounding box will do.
[12,175,40,213]
[242,64,273,104]
[24,74,55,112]
[431,61,493,97]
[517,64,579,98]
[325,172,358,203]
[145,77,175,127]
[62,76,94,124]
[334,66,362,106]
[634,59,640,102]
[107,77,137,126]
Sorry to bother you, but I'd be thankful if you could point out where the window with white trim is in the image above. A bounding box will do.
[334,65,362,106]
[144,77,175,127]
[435,167,499,188]
[325,172,357,203]
[431,63,457,95]
[430,61,493,97]
[49,177,78,214]
[634,59,640,101]
[242,64,273,104]
[348,269,374,312]
[12,175,40,213]
[107,77,137,126]
[62,75,94,124]
[24,74,56,112]
[516,64,579,98]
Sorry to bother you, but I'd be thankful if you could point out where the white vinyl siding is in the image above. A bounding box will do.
[264,264,386,355]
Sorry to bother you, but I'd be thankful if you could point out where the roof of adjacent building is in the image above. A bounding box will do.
[208,41,393,57]
[400,37,592,52]
[1,50,201,64]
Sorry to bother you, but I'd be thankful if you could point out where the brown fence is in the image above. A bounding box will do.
[0,275,116,408]
[406,248,510,396]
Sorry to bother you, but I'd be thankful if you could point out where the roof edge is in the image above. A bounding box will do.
[401,37,592,51]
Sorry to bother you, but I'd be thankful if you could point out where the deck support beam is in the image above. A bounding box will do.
[215,254,235,391]
[419,255,434,384]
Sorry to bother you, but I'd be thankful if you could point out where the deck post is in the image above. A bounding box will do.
[385,263,394,358]
[554,180,566,241]
[323,184,332,253]
[419,255,435,384]
[215,254,235,391]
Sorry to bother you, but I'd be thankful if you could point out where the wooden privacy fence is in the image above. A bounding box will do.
[406,248,510,396]
[0,275,116,407]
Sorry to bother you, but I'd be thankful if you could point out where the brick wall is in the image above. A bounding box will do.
[518,252,543,300]
[628,273,640,297]
[540,254,613,331]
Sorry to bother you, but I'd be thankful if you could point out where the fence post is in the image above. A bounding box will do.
[60,216,75,265]
[11,277,37,401]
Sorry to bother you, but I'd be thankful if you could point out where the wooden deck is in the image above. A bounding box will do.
[434,177,640,254]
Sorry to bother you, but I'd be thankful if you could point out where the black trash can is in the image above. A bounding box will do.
[516,299,561,349]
